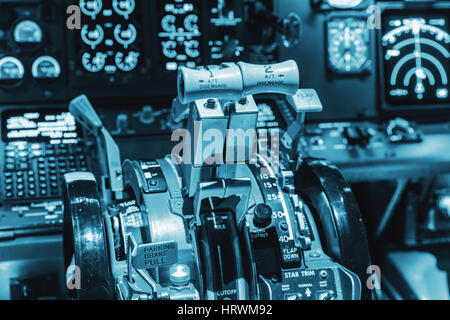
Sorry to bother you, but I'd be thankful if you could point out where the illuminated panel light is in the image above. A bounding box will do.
[436,88,448,99]
[390,89,408,97]
[166,62,178,71]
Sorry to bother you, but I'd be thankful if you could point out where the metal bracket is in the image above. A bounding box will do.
[193,178,251,227]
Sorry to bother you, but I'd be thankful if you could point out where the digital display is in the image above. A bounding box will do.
[381,11,450,106]
[3,110,79,144]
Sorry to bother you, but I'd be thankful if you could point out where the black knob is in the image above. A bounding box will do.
[254,203,272,228]
[343,126,371,147]
[343,127,360,146]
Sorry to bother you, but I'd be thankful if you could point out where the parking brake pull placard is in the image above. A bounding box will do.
[132,241,178,269]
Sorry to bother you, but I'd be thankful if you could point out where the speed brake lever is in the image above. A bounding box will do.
[69,95,124,199]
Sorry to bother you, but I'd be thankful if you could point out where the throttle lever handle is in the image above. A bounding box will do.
[177,60,299,104]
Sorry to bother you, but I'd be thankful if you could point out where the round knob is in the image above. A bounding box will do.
[253,203,272,228]
[169,264,191,287]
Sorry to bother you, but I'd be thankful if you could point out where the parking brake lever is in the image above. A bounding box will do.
[69,94,124,200]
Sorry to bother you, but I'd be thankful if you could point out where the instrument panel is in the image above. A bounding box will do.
[157,0,202,71]
[78,0,141,74]
[0,0,273,103]
[69,0,148,89]
[0,1,66,102]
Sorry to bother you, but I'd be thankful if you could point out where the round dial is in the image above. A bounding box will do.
[115,51,139,72]
[79,0,102,19]
[184,14,199,33]
[112,0,135,19]
[185,40,200,58]
[161,15,176,33]
[0,56,25,86]
[13,20,43,46]
[327,17,371,74]
[114,24,137,49]
[81,24,104,49]
[31,56,61,79]
[382,13,450,105]
[82,52,106,73]
[162,41,177,59]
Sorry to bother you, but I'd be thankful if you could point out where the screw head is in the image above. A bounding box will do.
[204,99,217,109]
[320,270,328,279]
[280,222,289,231]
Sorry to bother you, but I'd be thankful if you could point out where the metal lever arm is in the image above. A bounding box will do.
[69,95,124,196]
[281,89,323,169]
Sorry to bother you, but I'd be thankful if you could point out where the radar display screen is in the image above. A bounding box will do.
[381,11,450,106]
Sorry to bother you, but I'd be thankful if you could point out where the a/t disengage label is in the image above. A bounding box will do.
[132,241,178,269]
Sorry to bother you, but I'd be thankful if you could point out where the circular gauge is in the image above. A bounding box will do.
[114,24,137,49]
[81,24,104,49]
[162,41,177,59]
[13,20,43,46]
[161,15,176,33]
[185,40,200,58]
[115,51,139,71]
[82,52,106,73]
[0,56,25,87]
[326,0,363,9]
[113,0,135,19]
[382,13,450,105]
[80,0,102,19]
[327,17,371,74]
[31,56,61,79]
[184,14,199,33]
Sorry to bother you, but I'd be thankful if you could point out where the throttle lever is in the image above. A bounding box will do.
[177,60,299,104]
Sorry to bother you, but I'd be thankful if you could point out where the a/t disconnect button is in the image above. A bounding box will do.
[253,204,272,228]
